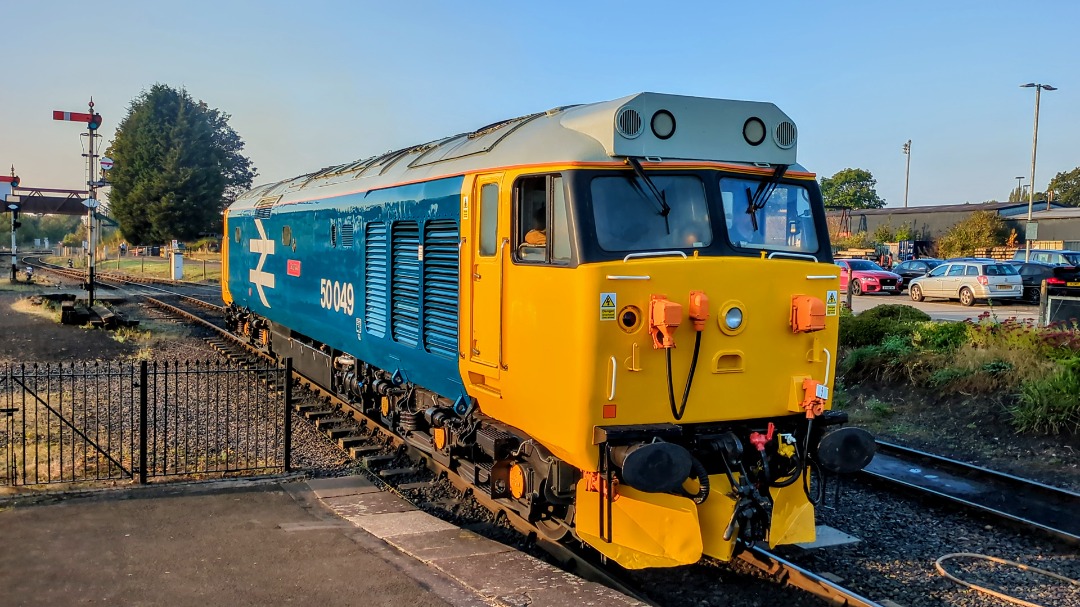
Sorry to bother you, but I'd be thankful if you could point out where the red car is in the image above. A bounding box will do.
[835,259,903,295]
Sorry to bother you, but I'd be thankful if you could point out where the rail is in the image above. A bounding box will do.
[861,440,1080,545]
[737,545,884,607]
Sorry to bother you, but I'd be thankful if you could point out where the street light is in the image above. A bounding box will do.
[902,140,911,208]
[1020,82,1056,261]
[1015,176,1025,202]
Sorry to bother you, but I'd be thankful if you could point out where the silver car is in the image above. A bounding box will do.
[908,261,1022,306]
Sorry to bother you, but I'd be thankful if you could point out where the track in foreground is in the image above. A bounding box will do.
[862,440,1080,545]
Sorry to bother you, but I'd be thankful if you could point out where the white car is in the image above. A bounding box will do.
[908,260,1022,306]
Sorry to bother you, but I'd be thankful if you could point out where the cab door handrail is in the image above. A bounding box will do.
[496,237,508,370]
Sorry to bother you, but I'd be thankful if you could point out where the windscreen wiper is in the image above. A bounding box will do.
[743,164,789,231]
[626,157,671,233]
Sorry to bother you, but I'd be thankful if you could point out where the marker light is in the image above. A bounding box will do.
[743,117,766,146]
[651,110,676,139]
[725,307,744,330]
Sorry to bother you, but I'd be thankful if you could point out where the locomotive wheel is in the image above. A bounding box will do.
[535,517,570,541]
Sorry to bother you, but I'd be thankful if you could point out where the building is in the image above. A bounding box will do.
[829,201,1078,247]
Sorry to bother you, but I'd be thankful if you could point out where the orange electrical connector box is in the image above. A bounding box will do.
[790,295,826,333]
[649,295,682,349]
[688,291,709,331]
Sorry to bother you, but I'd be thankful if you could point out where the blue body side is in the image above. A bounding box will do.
[228,176,466,401]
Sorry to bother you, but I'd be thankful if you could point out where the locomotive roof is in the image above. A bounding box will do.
[231,92,803,210]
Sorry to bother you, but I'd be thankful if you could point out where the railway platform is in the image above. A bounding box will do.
[0,477,643,607]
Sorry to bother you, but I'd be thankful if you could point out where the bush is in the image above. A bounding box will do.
[1013,359,1080,435]
[838,345,886,377]
[833,231,872,250]
[839,307,925,349]
[912,321,970,352]
[927,367,971,389]
[936,210,1007,259]
[880,334,914,358]
[858,304,931,324]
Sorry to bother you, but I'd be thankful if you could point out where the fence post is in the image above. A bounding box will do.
[139,360,148,484]
[284,358,293,473]
[1038,280,1049,327]
[845,268,854,311]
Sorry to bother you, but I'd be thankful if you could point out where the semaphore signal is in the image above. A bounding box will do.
[53,110,102,130]
[53,98,104,304]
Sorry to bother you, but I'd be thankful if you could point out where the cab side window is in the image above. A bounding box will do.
[514,174,572,264]
[479,183,499,257]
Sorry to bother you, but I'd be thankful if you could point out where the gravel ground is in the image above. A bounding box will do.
[776,481,1079,607]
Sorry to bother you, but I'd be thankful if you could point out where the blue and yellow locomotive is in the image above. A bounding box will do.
[223,93,875,569]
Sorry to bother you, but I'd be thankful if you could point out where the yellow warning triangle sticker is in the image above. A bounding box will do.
[601,295,615,307]
[827,292,837,304]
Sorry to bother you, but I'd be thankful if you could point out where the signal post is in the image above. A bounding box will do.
[53,100,103,303]
[2,171,21,281]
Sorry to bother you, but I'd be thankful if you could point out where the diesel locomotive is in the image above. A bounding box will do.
[223,92,875,569]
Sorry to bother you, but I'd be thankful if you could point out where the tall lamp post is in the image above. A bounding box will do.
[1020,82,1056,261]
[902,140,911,208]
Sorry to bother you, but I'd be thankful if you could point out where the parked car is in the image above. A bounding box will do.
[834,259,903,295]
[1010,261,1080,303]
[891,258,944,290]
[1011,249,1080,266]
[908,260,1022,306]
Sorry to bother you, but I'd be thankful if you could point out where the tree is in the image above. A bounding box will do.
[936,210,1007,259]
[106,84,256,244]
[1048,167,1080,207]
[819,168,886,209]
[895,223,913,242]
[872,223,895,244]
[1009,187,1045,204]
[833,231,872,250]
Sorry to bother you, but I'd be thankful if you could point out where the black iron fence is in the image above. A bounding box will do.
[0,359,292,487]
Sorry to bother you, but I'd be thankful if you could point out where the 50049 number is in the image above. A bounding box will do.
[320,279,355,315]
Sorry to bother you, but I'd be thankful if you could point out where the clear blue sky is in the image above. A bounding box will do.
[3,1,1076,208]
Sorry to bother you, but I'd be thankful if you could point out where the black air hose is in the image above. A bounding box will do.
[689,456,710,504]
[667,331,703,421]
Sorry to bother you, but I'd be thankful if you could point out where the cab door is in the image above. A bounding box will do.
[467,174,506,381]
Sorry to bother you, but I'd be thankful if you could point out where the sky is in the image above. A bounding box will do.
[2,1,1077,209]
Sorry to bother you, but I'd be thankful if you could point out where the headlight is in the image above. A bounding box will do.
[724,307,743,330]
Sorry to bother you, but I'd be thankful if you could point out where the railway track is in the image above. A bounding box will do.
[23,256,220,298]
[738,547,884,607]
[862,440,1080,545]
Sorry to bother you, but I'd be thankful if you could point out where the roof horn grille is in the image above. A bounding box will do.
[774,121,797,149]
[615,107,643,139]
